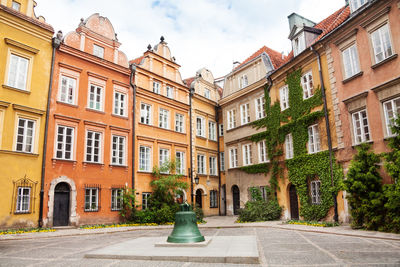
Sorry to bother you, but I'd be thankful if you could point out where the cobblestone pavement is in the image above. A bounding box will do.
[1,227,400,266]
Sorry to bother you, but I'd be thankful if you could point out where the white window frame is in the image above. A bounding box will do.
[7,53,29,90]
[220,152,225,171]
[93,44,104,58]
[59,75,76,105]
[153,81,161,94]
[280,85,289,111]
[371,23,394,64]
[258,140,269,163]
[383,97,400,137]
[159,148,170,171]
[301,71,314,99]
[240,103,250,125]
[293,32,305,56]
[204,88,211,99]
[219,124,224,136]
[142,192,151,209]
[15,187,30,213]
[85,188,98,211]
[159,108,169,129]
[352,109,371,144]
[229,147,238,168]
[113,91,127,117]
[15,117,35,153]
[139,145,151,172]
[255,96,266,119]
[12,1,21,11]
[88,84,103,111]
[140,103,152,125]
[85,130,102,163]
[308,124,321,154]
[310,180,321,204]
[285,133,294,159]
[208,121,216,141]
[111,135,126,166]
[166,85,174,99]
[349,0,367,13]
[55,125,74,160]
[210,190,218,208]
[196,116,205,137]
[111,188,123,211]
[197,154,206,175]
[175,113,184,133]
[239,75,248,89]
[227,109,236,130]
[209,156,217,176]
[242,144,252,166]
[176,151,185,174]
[342,44,360,79]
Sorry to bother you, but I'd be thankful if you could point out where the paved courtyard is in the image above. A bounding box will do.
[1,226,400,267]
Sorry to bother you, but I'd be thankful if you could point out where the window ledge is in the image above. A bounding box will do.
[84,209,99,212]
[371,54,398,69]
[196,135,207,140]
[384,135,397,141]
[111,209,122,212]
[342,71,363,84]
[0,150,38,157]
[137,170,152,173]
[109,164,128,168]
[52,158,77,163]
[111,114,129,120]
[83,161,104,166]
[56,101,78,108]
[85,108,105,114]
[351,140,374,148]
[14,211,31,215]
[2,84,30,94]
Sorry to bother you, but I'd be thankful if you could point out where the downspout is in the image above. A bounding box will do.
[129,64,137,191]
[215,104,221,216]
[311,46,339,223]
[189,82,195,205]
[39,32,62,228]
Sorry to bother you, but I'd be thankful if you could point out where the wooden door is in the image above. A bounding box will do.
[289,184,299,220]
[232,185,240,215]
[53,183,70,226]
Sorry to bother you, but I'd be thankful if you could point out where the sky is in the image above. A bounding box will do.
[35,0,346,79]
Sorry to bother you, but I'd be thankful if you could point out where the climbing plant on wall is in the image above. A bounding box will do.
[240,68,343,221]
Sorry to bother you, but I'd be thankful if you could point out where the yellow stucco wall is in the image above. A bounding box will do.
[0,0,53,228]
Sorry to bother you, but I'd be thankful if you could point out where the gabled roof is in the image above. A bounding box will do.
[234,45,286,71]
[313,6,350,44]
[183,77,195,88]
[129,56,144,65]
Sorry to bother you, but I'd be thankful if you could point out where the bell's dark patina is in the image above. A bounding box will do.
[167,203,205,243]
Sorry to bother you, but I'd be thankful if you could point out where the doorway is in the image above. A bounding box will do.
[53,182,70,226]
[221,184,226,216]
[195,189,202,208]
[289,184,299,220]
[232,185,240,215]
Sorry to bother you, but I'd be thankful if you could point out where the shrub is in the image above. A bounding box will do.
[194,204,204,223]
[238,199,282,222]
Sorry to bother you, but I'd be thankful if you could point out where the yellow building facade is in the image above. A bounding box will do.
[0,0,53,228]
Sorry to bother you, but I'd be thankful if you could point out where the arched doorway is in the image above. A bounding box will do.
[53,182,70,226]
[232,185,240,215]
[289,184,299,220]
[195,189,202,208]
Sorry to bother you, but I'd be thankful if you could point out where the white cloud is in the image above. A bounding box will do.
[35,0,345,79]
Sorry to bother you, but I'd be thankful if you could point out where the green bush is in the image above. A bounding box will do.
[238,200,282,222]
[194,204,204,223]
[133,203,179,224]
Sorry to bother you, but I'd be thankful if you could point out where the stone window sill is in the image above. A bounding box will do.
[342,71,363,84]
[56,101,78,108]
[0,150,38,157]
[371,54,398,69]
[2,84,30,94]
[351,140,374,148]
[86,108,105,114]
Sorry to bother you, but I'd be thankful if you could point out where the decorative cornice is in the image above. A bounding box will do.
[0,100,10,108]
[83,120,107,128]
[12,104,45,115]
[343,91,369,104]
[370,76,400,93]
[112,80,130,88]
[5,38,39,54]
[54,114,80,123]
[109,125,130,133]
[333,28,359,46]
[87,71,108,81]
[360,6,391,29]
[58,62,82,73]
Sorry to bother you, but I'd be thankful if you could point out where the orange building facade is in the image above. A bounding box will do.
[42,14,132,226]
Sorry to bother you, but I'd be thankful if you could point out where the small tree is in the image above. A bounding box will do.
[344,143,384,230]
[119,188,137,221]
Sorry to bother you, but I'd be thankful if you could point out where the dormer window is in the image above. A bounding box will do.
[12,1,21,11]
[293,32,305,56]
[239,75,248,89]
[349,0,367,13]
[93,44,104,59]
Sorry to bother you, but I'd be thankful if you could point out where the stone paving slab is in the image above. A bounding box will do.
[85,235,259,264]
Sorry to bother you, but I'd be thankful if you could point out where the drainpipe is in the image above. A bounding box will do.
[39,32,62,228]
[189,82,195,205]
[215,104,222,216]
[311,46,339,223]
[129,64,137,191]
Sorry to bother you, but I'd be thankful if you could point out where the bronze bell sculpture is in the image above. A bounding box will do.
[167,202,205,243]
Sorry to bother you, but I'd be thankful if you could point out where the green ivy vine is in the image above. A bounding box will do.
[240,68,343,220]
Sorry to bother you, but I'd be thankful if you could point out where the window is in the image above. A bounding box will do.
[242,144,252,166]
[85,188,98,211]
[204,88,210,99]
[159,148,170,171]
[7,54,29,90]
[142,192,151,209]
[310,180,321,204]
[219,124,224,136]
[16,118,35,153]
[229,148,238,168]
[280,85,289,111]
[88,84,103,111]
[239,75,248,89]
[371,24,393,64]
[153,81,160,94]
[15,187,30,213]
[210,190,218,208]
[349,0,366,13]
[166,86,174,98]
[302,71,314,99]
[113,91,126,116]
[260,186,267,201]
[12,1,21,11]
[176,151,185,174]
[209,156,217,176]
[55,125,74,160]
[285,133,294,159]
[209,121,216,141]
[111,135,126,166]
[140,103,151,125]
[352,109,371,144]
[159,108,169,129]
[240,103,250,125]
[59,76,76,104]
[258,140,268,163]
[227,109,236,129]
[93,44,104,58]
[220,152,225,171]
[111,189,122,211]
[175,114,184,133]
[293,32,305,56]
[342,44,360,79]
[383,97,400,137]
[197,154,205,174]
[86,130,102,163]
[139,146,151,171]
[196,116,205,137]
[255,96,266,119]
[308,124,321,154]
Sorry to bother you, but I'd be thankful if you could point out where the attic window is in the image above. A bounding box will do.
[349,0,367,13]
[93,44,104,59]
[293,32,305,57]
[12,1,21,11]
[239,75,248,89]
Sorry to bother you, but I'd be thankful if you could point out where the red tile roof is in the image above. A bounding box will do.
[129,56,144,65]
[234,45,286,71]
[183,77,195,88]
[313,6,350,44]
